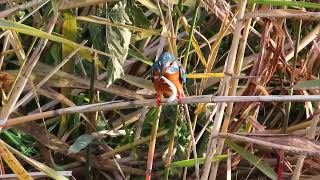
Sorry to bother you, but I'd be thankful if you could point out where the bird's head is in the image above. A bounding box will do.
[153,52,180,76]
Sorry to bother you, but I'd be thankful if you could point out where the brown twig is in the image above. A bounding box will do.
[3,95,320,128]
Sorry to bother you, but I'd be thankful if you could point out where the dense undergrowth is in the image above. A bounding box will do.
[0,0,320,179]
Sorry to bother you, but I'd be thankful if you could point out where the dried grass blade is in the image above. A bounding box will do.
[0,11,60,128]
[0,141,32,180]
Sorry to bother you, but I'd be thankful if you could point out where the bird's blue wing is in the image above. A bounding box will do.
[178,61,186,84]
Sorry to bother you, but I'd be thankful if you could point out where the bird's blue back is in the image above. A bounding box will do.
[152,52,186,84]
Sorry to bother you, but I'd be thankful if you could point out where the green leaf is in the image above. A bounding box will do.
[77,16,159,35]
[226,140,277,180]
[88,8,105,51]
[50,43,61,64]
[106,58,124,86]
[62,10,77,57]
[248,0,320,9]
[68,134,94,154]
[136,0,160,15]
[51,0,59,15]
[121,74,154,90]
[16,11,26,20]
[0,19,112,64]
[105,1,132,86]
[169,155,229,168]
[293,79,320,90]
[61,10,77,92]
[126,0,151,29]
[128,46,153,66]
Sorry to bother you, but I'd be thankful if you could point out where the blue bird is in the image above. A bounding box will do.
[151,52,186,106]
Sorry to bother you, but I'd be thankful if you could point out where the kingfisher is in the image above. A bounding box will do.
[151,52,186,106]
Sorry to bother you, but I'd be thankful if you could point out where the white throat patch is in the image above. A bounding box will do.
[161,76,177,102]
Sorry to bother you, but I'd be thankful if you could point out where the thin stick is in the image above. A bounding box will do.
[146,106,162,180]
[219,133,320,156]
[164,106,179,180]
[3,95,320,128]
[285,13,303,180]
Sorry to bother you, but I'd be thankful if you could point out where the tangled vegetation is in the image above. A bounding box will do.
[0,0,320,179]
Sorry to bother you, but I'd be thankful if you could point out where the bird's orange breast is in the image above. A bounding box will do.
[153,71,183,97]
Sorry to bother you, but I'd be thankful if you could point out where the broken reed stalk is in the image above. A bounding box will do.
[201,1,248,179]
[218,133,320,156]
[210,3,256,178]
[244,9,320,20]
[291,109,320,180]
[0,11,60,129]
[3,95,320,128]
[146,106,162,180]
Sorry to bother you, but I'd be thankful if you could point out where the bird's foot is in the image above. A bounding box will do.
[156,95,161,107]
[177,92,182,104]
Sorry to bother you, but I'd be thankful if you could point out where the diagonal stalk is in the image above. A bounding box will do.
[0,8,60,129]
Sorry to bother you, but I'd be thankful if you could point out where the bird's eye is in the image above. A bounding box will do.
[169,62,174,66]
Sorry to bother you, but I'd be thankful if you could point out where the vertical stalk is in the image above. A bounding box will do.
[283,19,301,133]
[183,104,199,180]
[86,52,98,133]
[174,0,183,35]
[86,144,92,180]
[209,3,256,179]
[201,1,247,179]
[146,106,162,180]
[58,10,77,137]
[183,0,201,69]
[164,106,179,180]
[182,115,198,180]
[290,18,308,180]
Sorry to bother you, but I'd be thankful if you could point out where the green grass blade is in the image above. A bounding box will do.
[169,155,229,168]
[0,19,113,59]
[248,0,320,9]
[226,140,277,180]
